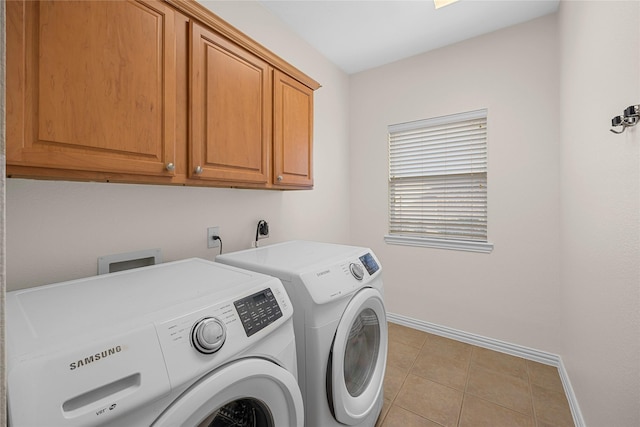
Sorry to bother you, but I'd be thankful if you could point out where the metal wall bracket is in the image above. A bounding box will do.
[610,105,639,134]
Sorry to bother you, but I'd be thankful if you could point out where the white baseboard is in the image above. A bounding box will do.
[386,312,585,427]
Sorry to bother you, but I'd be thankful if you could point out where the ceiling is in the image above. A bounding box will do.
[259,0,560,74]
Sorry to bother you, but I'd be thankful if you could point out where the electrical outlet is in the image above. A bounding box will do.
[257,220,269,239]
[207,226,220,248]
[254,220,269,248]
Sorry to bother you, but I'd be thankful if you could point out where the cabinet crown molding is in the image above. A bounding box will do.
[165,0,321,91]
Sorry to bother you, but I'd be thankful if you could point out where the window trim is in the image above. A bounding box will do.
[384,234,493,253]
[386,109,493,254]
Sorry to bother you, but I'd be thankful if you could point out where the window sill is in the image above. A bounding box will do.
[384,235,494,254]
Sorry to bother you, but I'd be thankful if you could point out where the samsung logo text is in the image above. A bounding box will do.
[69,346,123,370]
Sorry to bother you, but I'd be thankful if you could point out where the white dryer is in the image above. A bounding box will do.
[6,258,303,427]
[217,241,387,427]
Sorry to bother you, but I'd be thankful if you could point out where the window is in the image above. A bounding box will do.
[385,109,493,253]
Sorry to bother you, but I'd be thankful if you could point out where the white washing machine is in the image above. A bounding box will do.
[217,241,387,427]
[6,258,303,427]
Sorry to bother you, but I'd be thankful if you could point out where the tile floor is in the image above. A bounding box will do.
[376,322,575,427]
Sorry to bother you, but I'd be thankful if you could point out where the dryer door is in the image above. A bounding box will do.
[330,287,388,425]
[152,358,303,427]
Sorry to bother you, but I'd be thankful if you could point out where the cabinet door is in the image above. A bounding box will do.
[6,0,177,176]
[273,70,314,188]
[190,22,270,184]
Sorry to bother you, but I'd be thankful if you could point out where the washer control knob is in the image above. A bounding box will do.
[192,317,226,354]
[349,263,364,281]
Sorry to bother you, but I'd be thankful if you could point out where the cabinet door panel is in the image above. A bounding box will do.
[190,22,269,184]
[273,70,313,187]
[7,0,176,176]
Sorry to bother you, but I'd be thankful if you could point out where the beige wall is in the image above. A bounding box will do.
[5,1,352,290]
[5,1,640,425]
[559,1,640,426]
[349,15,562,352]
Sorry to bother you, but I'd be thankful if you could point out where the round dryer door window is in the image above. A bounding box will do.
[152,358,303,427]
[344,307,380,397]
[330,287,388,426]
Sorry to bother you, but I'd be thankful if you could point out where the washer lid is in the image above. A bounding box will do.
[6,258,266,355]
[152,358,304,427]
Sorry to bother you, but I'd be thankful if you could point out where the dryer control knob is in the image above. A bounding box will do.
[349,263,364,281]
[192,317,226,354]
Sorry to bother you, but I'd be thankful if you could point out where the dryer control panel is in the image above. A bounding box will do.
[359,253,380,275]
[300,250,383,305]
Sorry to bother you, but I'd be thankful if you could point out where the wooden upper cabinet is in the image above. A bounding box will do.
[7,0,177,176]
[273,70,314,188]
[7,0,320,189]
[189,21,270,184]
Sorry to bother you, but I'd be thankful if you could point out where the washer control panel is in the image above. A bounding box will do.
[155,279,293,391]
[234,288,283,337]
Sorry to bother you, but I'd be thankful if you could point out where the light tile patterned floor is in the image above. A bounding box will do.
[376,322,575,427]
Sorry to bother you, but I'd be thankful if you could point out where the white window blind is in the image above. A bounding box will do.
[386,109,493,253]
